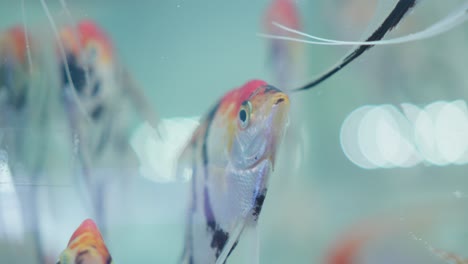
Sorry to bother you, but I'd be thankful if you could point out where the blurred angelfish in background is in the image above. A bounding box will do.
[262,0,308,182]
[263,0,305,89]
[0,25,38,162]
[57,20,159,230]
[0,26,30,113]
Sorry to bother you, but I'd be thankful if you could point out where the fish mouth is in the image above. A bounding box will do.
[275,97,285,105]
[271,92,290,125]
[264,91,290,167]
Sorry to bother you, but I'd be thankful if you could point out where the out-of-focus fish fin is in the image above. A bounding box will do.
[290,0,418,92]
[119,67,160,134]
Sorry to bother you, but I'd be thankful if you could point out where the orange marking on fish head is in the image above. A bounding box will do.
[216,80,267,151]
[77,20,113,64]
[59,24,80,56]
[218,80,268,119]
[59,20,113,65]
[1,26,29,64]
[217,80,290,158]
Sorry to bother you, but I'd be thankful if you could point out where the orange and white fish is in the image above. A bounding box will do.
[59,20,125,159]
[58,20,118,232]
[58,20,158,162]
[179,80,289,263]
[57,219,113,264]
[58,20,159,229]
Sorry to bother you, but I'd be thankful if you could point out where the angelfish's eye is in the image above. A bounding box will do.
[238,100,252,129]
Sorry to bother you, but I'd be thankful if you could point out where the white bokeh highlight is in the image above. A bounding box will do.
[340,100,468,169]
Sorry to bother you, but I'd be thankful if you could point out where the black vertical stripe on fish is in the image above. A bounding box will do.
[202,102,220,168]
[13,89,26,110]
[91,80,101,96]
[90,104,104,120]
[0,61,26,110]
[203,185,230,258]
[62,55,86,93]
[2,57,14,94]
[198,101,232,258]
[294,0,417,92]
[211,227,229,258]
[200,101,220,226]
[252,190,267,221]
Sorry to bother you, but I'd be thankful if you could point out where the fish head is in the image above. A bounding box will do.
[59,20,115,120]
[76,20,113,67]
[60,20,113,69]
[220,80,290,169]
[59,20,114,92]
[57,219,112,264]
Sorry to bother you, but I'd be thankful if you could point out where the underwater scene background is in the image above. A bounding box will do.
[0,0,467,263]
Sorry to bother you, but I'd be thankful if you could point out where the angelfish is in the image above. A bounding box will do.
[179,80,290,264]
[58,20,158,162]
[57,219,113,264]
[0,25,36,157]
[58,20,159,230]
